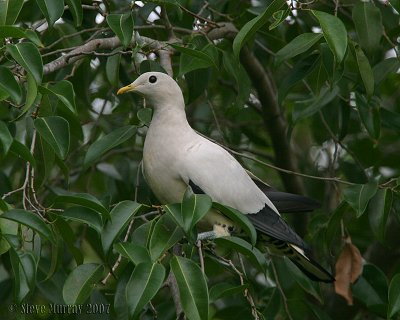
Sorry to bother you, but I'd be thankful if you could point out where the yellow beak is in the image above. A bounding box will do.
[117,84,136,95]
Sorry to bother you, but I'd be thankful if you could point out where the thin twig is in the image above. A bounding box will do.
[270,257,293,320]
[197,240,205,274]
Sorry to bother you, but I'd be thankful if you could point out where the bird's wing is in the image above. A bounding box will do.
[179,137,307,248]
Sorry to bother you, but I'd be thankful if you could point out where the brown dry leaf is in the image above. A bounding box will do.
[334,237,363,305]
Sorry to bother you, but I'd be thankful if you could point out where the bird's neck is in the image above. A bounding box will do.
[150,102,192,132]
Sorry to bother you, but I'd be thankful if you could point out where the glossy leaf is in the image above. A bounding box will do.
[35,0,64,27]
[233,0,287,59]
[173,43,218,75]
[343,181,378,218]
[0,121,13,155]
[312,10,347,64]
[21,73,39,118]
[126,262,165,319]
[214,236,268,273]
[149,214,184,261]
[0,25,26,38]
[84,125,137,168]
[355,93,380,140]
[352,264,388,317]
[9,139,36,166]
[6,42,43,85]
[106,50,121,86]
[213,202,257,246]
[269,7,290,30]
[293,85,339,122]
[137,108,153,126]
[55,193,110,220]
[275,33,323,65]
[34,116,70,160]
[107,13,134,47]
[388,273,400,318]
[170,256,209,320]
[114,242,151,265]
[63,264,104,304]
[164,193,211,235]
[373,57,400,86]
[352,43,374,97]
[0,66,22,104]
[0,209,54,242]
[102,201,144,256]
[368,189,393,242]
[65,0,83,27]
[352,2,383,55]
[61,206,103,233]
[0,0,24,25]
[209,283,248,302]
[39,80,77,114]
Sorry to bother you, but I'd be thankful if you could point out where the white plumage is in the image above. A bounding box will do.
[117,72,334,282]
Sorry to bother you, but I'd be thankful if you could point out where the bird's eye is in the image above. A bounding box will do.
[149,75,157,83]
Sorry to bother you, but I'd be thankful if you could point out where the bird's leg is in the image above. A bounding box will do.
[197,224,231,241]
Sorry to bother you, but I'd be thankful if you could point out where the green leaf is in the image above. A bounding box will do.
[53,217,83,265]
[352,2,383,55]
[233,0,288,59]
[275,33,323,65]
[269,7,290,30]
[209,283,248,302]
[62,263,104,304]
[352,264,388,317]
[343,180,378,218]
[106,50,121,87]
[6,42,43,85]
[137,108,153,125]
[115,242,151,265]
[222,51,251,108]
[0,120,13,155]
[368,189,393,242]
[25,29,43,47]
[293,85,339,122]
[65,0,83,27]
[312,10,347,64]
[284,258,322,303]
[34,116,70,159]
[126,262,166,319]
[20,73,38,119]
[0,209,54,242]
[0,0,24,25]
[390,0,400,13]
[355,93,380,140]
[60,206,103,234]
[373,57,400,86]
[9,139,36,167]
[0,25,26,39]
[0,214,18,255]
[214,236,268,273]
[106,13,134,47]
[35,0,64,27]
[55,192,110,221]
[172,43,218,75]
[0,66,22,104]
[170,256,209,320]
[381,108,400,133]
[212,202,257,246]
[84,126,137,168]
[39,80,77,114]
[352,43,374,97]
[388,273,400,318]
[101,201,144,256]
[149,214,184,261]
[164,193,212,235]
[278,53,320,104]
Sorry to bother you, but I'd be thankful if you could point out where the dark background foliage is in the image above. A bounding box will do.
[1,0,400,319]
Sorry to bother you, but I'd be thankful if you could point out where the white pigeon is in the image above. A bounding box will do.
[117,72,334,282]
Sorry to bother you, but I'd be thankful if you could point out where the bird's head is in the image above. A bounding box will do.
[117,72,184,109]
